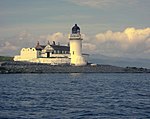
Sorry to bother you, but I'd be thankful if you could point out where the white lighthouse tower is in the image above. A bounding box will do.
[69,24,87,66]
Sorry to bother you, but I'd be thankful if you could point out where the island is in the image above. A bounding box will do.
[0,61,149,73]
[1,25,149,73]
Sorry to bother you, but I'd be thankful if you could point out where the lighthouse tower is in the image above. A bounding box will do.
[69,24,87,66]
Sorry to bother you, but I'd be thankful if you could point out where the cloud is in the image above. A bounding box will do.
[0,41,18,56]
[46,32,68,44]
[0,31,70,56]
[1,27,150,59]
[1,42,18,50]
[83,43,96,53]
[0,31,36,56]
[68,0,138,8]
[95,27,150,57]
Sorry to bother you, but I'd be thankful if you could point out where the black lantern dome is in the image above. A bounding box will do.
[72,24,80,34]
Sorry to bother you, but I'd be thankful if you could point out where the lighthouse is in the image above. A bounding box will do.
[69,24,87,66]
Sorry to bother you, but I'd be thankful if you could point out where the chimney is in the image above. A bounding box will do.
[47,41,50,45]
[53,41,55,45]
[36,41,40,47]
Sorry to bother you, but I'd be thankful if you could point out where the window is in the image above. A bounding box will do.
[54,50,56,54]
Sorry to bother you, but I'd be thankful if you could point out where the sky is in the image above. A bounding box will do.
[0,0,150,60]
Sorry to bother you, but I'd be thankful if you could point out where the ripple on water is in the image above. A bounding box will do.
[0,73,150,118]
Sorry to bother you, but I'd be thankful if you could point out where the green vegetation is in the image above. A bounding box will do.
[0,56,13,61]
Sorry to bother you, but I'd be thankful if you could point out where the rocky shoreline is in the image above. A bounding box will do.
[0,61,149,73]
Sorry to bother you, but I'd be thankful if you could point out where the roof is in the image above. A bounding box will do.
[51,45,70,51]
[35,44,70,51]
[72,24,80,34]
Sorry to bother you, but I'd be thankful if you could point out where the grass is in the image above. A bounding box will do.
[0,56,13,61]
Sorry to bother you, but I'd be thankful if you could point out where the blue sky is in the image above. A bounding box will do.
[1,0,149,34]
[0,0,150,60]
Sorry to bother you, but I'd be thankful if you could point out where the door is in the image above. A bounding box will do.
[47,52,50,58]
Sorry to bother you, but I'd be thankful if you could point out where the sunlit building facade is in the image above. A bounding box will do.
[14,24,88,66]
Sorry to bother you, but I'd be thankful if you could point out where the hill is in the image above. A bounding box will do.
[89,54,150,69]
[0,56,13,61]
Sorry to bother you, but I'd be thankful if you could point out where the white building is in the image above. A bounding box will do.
[14,24,88,66]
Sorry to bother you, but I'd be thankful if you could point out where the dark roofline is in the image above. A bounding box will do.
[35,44,70,51]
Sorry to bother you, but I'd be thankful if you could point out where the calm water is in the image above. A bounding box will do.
[0,73,150,119]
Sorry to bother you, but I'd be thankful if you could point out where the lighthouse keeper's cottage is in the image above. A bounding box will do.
[14,24,88,66]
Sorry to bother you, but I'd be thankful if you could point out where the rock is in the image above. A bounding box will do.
[0,61,149,73]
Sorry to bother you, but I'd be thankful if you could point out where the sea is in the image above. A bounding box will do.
[0,73,150,119]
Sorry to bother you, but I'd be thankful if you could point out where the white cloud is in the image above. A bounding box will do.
[1,27,150,59]
[2,42,18,50]
[46,32,68,44]
[83,43,96,53]
[0,42,18,55]
[95,27,150,57]
[68,0,138,8]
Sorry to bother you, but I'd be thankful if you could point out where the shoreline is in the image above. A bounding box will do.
[0,61,149,74]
